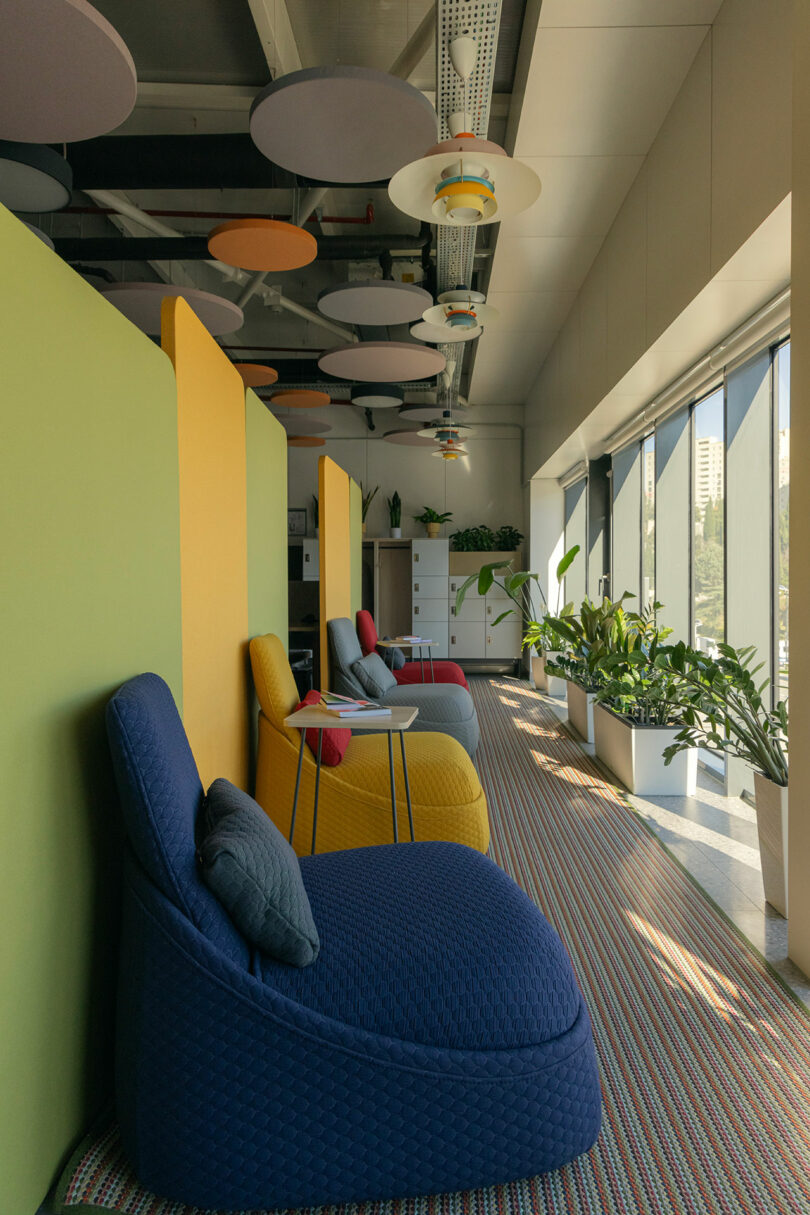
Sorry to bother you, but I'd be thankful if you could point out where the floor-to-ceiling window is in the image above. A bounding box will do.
[641,433,655,609]
[774,340,790,702]
[691,388,726,653]
[564,477,588,607]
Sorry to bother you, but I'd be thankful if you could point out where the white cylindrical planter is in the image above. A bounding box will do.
[753,772,788,917]
[532,651,565,697]
[390,526,402,538]
[567,681,596,742]
[593,704,697,795]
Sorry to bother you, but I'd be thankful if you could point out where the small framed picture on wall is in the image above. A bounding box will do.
[288,508,307,537]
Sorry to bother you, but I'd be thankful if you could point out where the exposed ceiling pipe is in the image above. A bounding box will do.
[54,229,430,262]
[83,188,356,344]
[65,202,375,224]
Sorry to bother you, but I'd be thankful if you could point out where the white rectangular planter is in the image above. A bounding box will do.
[753,772,788,917]
[593,704,697,796]
[567,681,596,742]
[532,651,566,698]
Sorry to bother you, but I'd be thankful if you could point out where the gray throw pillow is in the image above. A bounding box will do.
[199,779,320,967]
[352,651,397,698]
[378,638,406,670]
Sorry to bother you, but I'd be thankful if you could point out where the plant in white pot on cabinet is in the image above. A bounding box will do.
[590,603,696,796]
[659,641,789,916]
[387,491,402,538]
[414,506,453,539]
[542,595,632,742]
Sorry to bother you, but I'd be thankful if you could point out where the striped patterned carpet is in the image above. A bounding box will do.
[56,677,810,1215]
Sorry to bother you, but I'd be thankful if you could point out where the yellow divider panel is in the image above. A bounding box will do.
[162,297,249,788]
[319,456,352,690]
[350,478,363,619]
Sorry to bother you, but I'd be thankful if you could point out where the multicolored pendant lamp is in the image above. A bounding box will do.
[419,409,473,461]
[389,37,540,227]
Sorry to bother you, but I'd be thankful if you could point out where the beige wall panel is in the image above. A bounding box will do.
[646,35,712,345]
[446,439,524,534]
[710,0,792,272]
[606,166,648,387]
[579,245,609,407]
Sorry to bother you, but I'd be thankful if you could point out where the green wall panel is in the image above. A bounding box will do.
[350,478,363,619]
[246,389,288,642]
[0,207,183,1213]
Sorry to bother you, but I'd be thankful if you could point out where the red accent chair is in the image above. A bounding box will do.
[356,610,470,690]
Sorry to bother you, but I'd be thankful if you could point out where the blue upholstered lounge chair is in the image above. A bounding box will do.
[105,672,602,1211]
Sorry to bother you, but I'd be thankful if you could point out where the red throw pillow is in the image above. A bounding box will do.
[356,609,378,656]
[295,690,349,767]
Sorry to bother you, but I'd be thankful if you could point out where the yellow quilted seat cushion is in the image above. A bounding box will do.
[249,632,489,855]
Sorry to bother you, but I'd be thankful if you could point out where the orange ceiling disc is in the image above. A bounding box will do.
[287,435,326,447]
[208,218,317,272]
[234,362,278,387]
[272,389,331,409]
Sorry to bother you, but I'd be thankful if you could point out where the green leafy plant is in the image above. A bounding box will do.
[592,602,677,726]
[387,491,402,528]
[413,506,453,525]
[520,545,581,654]
[311,495,319,527]
[449,523,524,551]
[450,524,496,551]
[360,483,378,521]
[493,525,524,551]
[454,545,580,644]
[542,594,633,692]
[657,641,788,785]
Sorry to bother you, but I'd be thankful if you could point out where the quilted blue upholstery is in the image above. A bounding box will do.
[105,673,249,967]
[108,674,602,1210]
[264,842,579,1049]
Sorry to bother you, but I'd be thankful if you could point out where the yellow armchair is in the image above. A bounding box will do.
[249,634,489,855]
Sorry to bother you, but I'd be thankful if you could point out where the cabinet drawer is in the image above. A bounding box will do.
[412,598,447,623]
[412,539,449,576]
[484,599,517,623]
[449,622,486,658]
[450,596,485,622]
[412,575,447,598]
[486,620,523,659]
[484,579,512,601]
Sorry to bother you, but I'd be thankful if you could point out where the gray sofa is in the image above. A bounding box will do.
[327,618,480,758]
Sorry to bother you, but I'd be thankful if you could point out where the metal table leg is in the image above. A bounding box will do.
[290,730,306,845]
[400,731,414,841]
[387,730,398,843]
[310,729,323,855]
[429,649,435,682]
[419,645,425,682]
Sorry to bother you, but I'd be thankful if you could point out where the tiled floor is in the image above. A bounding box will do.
[541,692,810,1008]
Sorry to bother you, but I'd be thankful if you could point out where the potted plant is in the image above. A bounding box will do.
[542,595,632,740]
[454,546,579,694]
[361,483,378,536]
[312,494,319,538]
[590,603,695,795]
[520,546,581,695]
[659,641,789,915]
[414,506,453,538]
[387,491,402,538]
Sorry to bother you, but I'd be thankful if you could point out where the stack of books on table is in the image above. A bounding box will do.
[320,691,392,718]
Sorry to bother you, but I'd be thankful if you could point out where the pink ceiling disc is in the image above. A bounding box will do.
[0,0,137,143]
[318,342,446,383]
